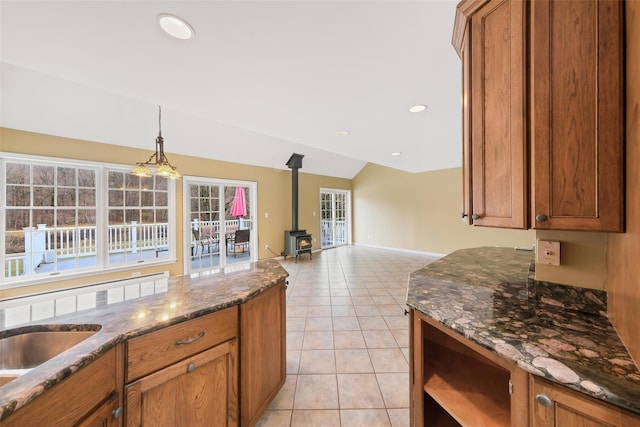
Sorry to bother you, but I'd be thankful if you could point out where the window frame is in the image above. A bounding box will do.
[182,176,258,276]
[1,152,177,291]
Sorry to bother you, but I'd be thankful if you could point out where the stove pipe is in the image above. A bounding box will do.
[286,153,304,231]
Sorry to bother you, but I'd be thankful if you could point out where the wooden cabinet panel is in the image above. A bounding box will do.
[3,346,119,427]
[410,309,529,427]
[468,0,528,228]
[126,306,238,382]
[530,0,624,231]
[531,376,640,427]
[240,281,286,427]
[125,340,238,427]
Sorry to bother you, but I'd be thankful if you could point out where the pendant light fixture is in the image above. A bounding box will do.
[131,106,181,179]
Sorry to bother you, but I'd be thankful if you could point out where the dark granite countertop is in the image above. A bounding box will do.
[0,259,288,421]
[406,247,640,415]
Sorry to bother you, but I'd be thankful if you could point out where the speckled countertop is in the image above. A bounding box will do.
[0,259,288,421]
[406,247,640,415]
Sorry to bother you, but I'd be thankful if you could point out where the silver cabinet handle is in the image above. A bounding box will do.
[535,393,553,408]
[187,362,196,373]
[175,331,205,346]
[536,214,548,222]
[471,214,481,220]
[112,407,124,419]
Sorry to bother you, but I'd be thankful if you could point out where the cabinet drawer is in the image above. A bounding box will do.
[126,306,238,382]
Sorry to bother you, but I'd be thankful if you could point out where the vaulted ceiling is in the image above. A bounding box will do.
[0,0,462,179]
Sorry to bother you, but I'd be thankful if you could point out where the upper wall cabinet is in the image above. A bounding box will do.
[454,0,625,232]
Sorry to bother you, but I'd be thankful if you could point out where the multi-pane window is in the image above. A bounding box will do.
[107,171,170,265]
[1,156,175,286]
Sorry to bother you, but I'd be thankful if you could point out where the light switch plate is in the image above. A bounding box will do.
[537,240,561,266]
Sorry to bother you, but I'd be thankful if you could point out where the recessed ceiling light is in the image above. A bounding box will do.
[335,130,350,136]
[391,152,402,156]
[158,14,195,40]
[409,104,427,113]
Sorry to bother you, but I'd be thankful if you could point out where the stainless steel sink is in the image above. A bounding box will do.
[0,327,100,386]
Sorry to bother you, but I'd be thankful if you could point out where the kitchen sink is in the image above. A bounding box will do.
[0,327,100,386]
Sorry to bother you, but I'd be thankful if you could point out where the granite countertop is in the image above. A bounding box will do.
[406,247,640,415]
[0,259,289,421]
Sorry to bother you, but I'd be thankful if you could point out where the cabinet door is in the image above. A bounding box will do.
[77,392,122,427]
[125,339,238,427]
[469,0,528,228]
[531,376,640,427]
[530,0,624,232]
[240,281,286,426]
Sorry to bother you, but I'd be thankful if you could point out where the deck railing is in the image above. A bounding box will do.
[4,219,253,278]
[321,220,347,247]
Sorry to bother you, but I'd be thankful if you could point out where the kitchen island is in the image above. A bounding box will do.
[407,247,640,426]
[0,259,288,426]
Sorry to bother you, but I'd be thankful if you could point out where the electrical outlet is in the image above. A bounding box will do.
[537,240,561,266]
[265,244,269,250]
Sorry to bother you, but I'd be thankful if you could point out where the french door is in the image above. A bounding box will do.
[183,177,256,275]
[320,189,351,249]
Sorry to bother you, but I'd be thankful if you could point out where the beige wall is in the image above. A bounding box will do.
[534,231,607,290]
[352,164,535,254]
[0,127,350,298]
[351,163,609,290]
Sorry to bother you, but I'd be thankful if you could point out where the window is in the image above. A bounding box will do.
[106,170,170,265]
[1,155,176,287]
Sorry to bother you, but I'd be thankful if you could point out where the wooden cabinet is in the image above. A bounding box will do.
[125,340,238,427]
[124,307,239,427]
[3,346,122,427]
[467,0,528,229]
[531,376,640,427]
[410,310,529,427]
[410,308,640,427]
[530,0,624,231]
[239,280,286,427]
[455,0,624,232]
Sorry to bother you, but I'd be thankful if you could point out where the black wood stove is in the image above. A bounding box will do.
[284,153,312,262]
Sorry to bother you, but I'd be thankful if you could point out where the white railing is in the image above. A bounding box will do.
[4,258,22,278]
[4,219,253,278]
[4,222,170,278]
[321,220,347,247]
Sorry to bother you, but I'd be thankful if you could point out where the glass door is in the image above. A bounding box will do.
[320,189,351,249]
[184,178,256,275]
[223,184,252,265]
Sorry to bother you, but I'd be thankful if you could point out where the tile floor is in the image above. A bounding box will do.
[256,245,438,427]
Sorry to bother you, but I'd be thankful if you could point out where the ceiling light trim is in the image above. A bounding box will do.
[157,13,195,40]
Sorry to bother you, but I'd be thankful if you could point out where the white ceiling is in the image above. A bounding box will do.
[0,0,462,179]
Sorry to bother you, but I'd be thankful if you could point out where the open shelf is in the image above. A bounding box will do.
[423,326,511,427]
[424,393,461,427]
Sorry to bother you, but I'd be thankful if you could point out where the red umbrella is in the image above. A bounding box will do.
[230,187,247,226]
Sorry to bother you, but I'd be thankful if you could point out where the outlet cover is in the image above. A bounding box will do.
[537,240,561,266]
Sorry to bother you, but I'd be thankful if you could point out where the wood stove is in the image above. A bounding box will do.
[284,230,312,262]
[284,153,312,262]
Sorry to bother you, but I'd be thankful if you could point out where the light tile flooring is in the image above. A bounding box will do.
[257,245,438,427]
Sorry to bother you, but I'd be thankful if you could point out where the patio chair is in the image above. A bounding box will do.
[228,229,250,257]
[192,227,219,256]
